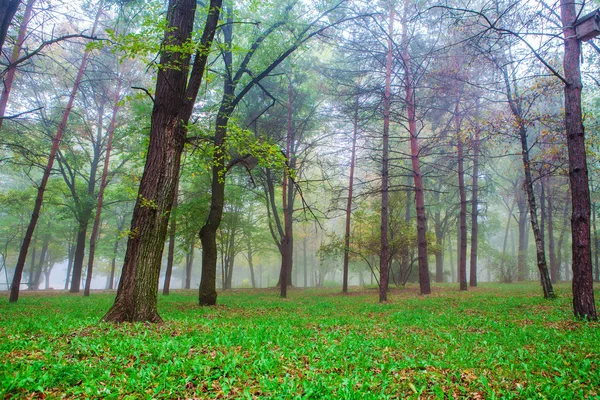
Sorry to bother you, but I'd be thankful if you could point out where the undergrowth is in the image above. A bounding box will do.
[0,283,598,399]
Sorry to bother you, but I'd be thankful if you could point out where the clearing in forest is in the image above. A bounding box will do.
[1,283,598,398]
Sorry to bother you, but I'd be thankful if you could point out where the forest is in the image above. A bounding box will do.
[1,0,600,397]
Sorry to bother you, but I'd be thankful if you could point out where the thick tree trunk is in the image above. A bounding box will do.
[469,127,479,287]
[343,95,359,293]
[379,6,394,302]
[456,102,468,291]
[0,0,34,130]
[162,190,177,295]
[403,0,430,295]
[103,0,222,321]
[8,4,102,303]
[85,83,122,297]
[559,0,597,320]
[70,214,92,292]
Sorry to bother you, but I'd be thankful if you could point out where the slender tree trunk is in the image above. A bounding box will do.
[517,122,554,297]
[0,0,34,129]
[592,203,599,282]
[469,127,480,287]
[103,0,221,321]
[499,200,515,279]
[280,66,294,298]
[517,193,528,280]
[557,189,570,280]
[85,83,122,297]
[108,216,124,290]
[456,101,468,291]
[402,0,430,295]
[546,176,558,284]
[379,5,394,302]
[343,94,359,293]
[433,190,444,282]
[32,235,49,289]
[64,233,75,290]
[185,240,194,289]
[559,0,597,320]
[303,234,307,288]
[9,4,102,303]
[162,189,178,295]
[247,238,255,288]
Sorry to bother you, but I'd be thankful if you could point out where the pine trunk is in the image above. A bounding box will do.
[559,0,597,320]
[403,0,430,295]
[469,127,479,286]
[0,0,34,129]
[342,94,359,293]
[379,5,394,302]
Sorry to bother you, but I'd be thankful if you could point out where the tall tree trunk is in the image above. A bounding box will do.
[64,231,76,290]
[343,94,359,293]
[379,5,394,302]
[199,8,233,305]
[557,189,570,280]
[559,0,597,320]
[247,238,255,288]
[516,121,554,298]
[84,82,122,297]
[0,0,34,129]
[499,200,515,281]
[303,234,307,288]
[162,189,178,295]
[433,189,444,282]
[593,203,599,282]
[517,192,528,280]
[402,0,430,295]
[280,65,294,298]
[456,101,468,291]
[185,240,194,289]
[103,0,221,321]
[546,176,558,284]
[9,4,103,303]
[108,215,124,290]
[469,126,480,287]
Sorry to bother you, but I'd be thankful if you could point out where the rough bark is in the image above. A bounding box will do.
[103,0,222,321]
[559,0,597,320]
[342,94,359,293]
[0,0,34,130]
[9,4,102,303]
[402,0,430,295]
[379,5,393,302]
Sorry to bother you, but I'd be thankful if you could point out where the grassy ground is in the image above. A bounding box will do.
[0,283,598,399]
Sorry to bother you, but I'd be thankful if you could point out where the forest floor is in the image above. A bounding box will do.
[0,282,599,399]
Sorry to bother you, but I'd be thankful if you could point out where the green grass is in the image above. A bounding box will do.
[0,283,599,399]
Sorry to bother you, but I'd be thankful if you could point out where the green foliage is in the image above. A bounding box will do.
[1,284,599,398]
